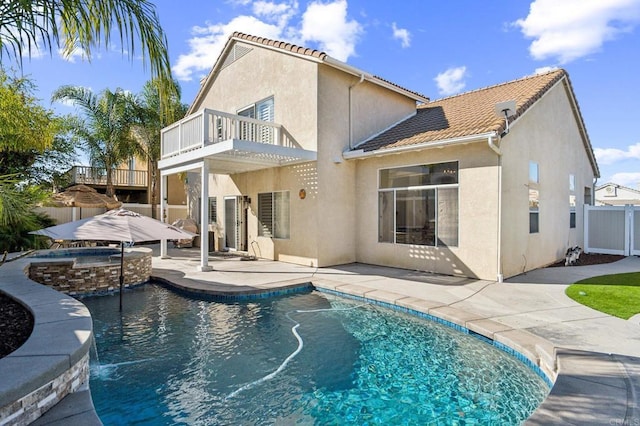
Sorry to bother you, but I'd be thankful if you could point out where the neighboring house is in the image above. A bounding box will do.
[595,182,640,206]
[158,32,599,281]
[65,158,186,205]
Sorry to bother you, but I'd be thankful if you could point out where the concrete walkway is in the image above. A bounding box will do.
[150,248,640,425]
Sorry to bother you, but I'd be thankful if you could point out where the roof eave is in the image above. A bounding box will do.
[343,131,499,160]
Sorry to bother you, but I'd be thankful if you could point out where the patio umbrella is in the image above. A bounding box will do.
[30,208,197,310]
[50,184,122,209]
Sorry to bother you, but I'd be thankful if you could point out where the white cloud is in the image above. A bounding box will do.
[434,66,468,96]
[299,0,363,61]
[609,172,640,186]
[253,1,298,27]
[595,142,640,165]
[172,0,363,80]
[514,0,640,63]
[172,15,283,81]
[58,45,88,63]
[534,65,559,75]
[391,22,411,48]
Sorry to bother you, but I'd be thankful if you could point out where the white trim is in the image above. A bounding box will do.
[344,132,498,160]
[159,139,316,173]
[160,161,204,177]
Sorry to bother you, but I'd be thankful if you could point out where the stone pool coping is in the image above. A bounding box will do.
[2,250,639,424]
[0,255,100,426]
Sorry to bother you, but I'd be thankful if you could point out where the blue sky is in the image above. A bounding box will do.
[11,0,640,186]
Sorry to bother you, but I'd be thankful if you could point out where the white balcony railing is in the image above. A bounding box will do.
[161,108,299,159]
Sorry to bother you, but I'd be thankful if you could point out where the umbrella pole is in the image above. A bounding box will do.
[119,241,124,312]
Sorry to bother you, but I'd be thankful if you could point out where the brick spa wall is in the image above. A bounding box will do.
[27,247,152,295]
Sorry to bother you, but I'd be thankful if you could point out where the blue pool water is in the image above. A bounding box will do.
[84,284,549,425]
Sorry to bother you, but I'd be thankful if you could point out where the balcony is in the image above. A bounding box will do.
[67,166,148,188]
[160,109,316,174]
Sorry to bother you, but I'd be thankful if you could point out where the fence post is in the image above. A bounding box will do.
[626,204,633,256]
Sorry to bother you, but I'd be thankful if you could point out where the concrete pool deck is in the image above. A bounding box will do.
[29,247,640,424]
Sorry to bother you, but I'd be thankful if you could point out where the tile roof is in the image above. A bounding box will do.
[230,32,428,101]
[231,32,327,60]
[357,69,569,152]
[190,32,429,112]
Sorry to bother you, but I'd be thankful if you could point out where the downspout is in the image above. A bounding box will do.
[488,134,504,282]
[348,74,365,150]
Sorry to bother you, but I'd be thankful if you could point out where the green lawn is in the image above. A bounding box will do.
[565,272,640,320]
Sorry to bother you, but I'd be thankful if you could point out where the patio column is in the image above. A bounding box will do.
[198,161,213,271]
[160,174,169,259]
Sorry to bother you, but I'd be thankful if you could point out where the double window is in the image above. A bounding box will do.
[378,162,459,247]
[258,191,290,239]
[238,97,274,143]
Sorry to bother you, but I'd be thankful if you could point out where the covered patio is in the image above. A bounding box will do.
[158,108,316,271]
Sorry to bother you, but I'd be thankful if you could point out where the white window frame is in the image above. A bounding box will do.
[258,190,290,239]
[378,162,459,247]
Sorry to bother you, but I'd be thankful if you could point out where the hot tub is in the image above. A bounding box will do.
[28,247,152,296]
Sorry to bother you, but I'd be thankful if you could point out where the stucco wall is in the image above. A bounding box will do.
[313,66,418,267]
[195,46,422,268]
[353,143,501,280]
[192,42,319,151]
[207,164,320,266]
[500,80,596,278]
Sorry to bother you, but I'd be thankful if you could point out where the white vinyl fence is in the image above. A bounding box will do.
[36,204,189,226]
[584,204,640,256]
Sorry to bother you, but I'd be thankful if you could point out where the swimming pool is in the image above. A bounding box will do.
[85,284,549,424]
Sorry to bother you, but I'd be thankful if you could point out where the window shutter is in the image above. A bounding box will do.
[209,197,217,224]
[258,193,273,237]
[257,97,274,143]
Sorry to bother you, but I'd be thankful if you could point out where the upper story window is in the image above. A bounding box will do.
[238,97,274,122]
[238,97,274,143]
[529,161,539,183]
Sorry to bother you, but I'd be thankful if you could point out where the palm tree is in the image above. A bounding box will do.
[52,86,138,198]
[0,0,174,113]
[130,78,187,217]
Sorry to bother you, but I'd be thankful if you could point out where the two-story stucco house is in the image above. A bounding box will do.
[158,32,599,281]
[595,183,640,206]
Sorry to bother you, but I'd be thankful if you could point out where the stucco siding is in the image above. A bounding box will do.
[192,42,319,151]
[205,165,320,265]
[315,66,357,266]
[353,143,500,280]
[500,81,595,278]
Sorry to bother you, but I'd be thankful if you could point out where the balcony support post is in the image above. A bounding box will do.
[198,161,213,272]
[160,174,169,259]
